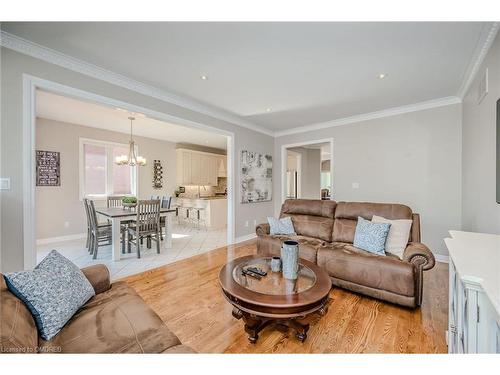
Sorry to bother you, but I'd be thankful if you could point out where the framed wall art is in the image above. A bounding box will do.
[36,150,60,187]
[240,150,272,203]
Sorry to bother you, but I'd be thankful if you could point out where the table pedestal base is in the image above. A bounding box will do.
[232,302,329,344]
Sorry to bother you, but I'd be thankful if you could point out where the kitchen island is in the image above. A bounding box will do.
[173,196,227,229]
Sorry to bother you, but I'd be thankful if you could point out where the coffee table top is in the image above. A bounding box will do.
[232,257,316,296]
[219,255,331,309]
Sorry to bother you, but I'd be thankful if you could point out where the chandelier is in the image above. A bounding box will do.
[115,117,147,167]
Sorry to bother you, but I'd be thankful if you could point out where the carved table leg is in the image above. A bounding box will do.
[288,319,310,342]
[232,307,243,320]
[242,314,264,344]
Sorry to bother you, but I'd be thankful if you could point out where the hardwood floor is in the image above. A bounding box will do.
[123,241,448,353]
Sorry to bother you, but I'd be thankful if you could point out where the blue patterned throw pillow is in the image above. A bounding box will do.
[353,217,391,256]
[268,216,296,236]
[4,250,95,340]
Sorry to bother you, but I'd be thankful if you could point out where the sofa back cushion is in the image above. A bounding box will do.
[332,202,413,244]
[280,199,336,242]
[1,273,38,353]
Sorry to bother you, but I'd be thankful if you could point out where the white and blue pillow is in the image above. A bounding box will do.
[353,216,391,256]
[268,216,296,236]
[3,250,95,340]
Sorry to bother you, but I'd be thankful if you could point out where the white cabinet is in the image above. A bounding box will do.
[176,149,193,185]
[445,231,500,354]
[176,149,222,186]
[172,197,227,229]
[217,155,227,177]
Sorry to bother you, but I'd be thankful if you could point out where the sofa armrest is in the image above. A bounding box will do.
[81,264,111,294]
[403,242,435,271]
[256,223,270,236]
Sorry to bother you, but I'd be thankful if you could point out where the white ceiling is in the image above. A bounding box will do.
[4,22,493,132]
[35,90,228,150]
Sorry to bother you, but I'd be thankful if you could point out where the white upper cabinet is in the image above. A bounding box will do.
[176,149,192,185]
[176,149,224,186]
[217,155,227,177]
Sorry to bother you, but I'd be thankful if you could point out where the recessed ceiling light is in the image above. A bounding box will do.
[377,73,388,79]
[115,107,126,112]
[200,75,208,80]
[266,108,272,112]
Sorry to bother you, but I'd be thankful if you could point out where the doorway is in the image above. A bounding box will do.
[281,138,334,203]
[22,75,235,271]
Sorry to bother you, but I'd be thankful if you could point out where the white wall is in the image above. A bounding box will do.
[274,104,463,257]
[35,117,179,240]
[0,47,274,272]
[461,32,500,234]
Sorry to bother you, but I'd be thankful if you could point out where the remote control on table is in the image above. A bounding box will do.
[247,267,267,277]
[242,269,261,280]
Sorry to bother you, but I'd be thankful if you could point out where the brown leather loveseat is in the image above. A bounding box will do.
[256,199,435,308]
[1,264,194,354]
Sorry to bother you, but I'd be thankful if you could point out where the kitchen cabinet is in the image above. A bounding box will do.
[445,231,500,353]
[176,149,221,186]
[176,149,193,185]
[217,155,227,177]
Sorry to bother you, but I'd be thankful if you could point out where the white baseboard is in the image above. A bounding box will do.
[434,253,449,263]
[233,233,257,244]
[36,233,87,245]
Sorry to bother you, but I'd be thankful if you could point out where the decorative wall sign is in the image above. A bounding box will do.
[36,150,60,187]
[152,159,163,189]
[241,150,272,203]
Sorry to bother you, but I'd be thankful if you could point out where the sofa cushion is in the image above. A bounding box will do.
[281,214,334,242]
[0,273,39,353]
[268,216,296,236]
[332,202,412,243]
[4,250,95,341]
[317,243,416,297]
[372,215,413,259]
[256,234,324,263]
[38,281,182,353]
[280,199,336,242]
[281,199,337,218]
[353,217,391,256]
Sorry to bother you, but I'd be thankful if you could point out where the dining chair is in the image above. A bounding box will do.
[107,195,134,252]
[83,198,93,252]
[159,196,172,240]
[107,195,124,208]
[127,199,161,258]
[87,199,112,259]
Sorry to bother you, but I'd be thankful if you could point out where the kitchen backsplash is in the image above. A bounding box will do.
[181,177,227,198]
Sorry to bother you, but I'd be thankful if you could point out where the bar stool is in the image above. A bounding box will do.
[189,204,207,230]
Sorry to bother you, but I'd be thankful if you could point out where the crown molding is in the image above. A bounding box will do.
[274,96,462,137]
[0,30,274,137]
[0,29,481,139]
[457,22,499,99]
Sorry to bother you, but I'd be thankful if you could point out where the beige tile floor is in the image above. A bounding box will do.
[37,224,227,280]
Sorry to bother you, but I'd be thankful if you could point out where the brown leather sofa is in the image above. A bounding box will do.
[256,199,435,308]
[1,264,194,354]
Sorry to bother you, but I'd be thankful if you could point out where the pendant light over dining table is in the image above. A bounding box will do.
[114,116,147,167]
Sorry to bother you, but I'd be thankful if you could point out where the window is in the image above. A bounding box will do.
[80,138,137,199]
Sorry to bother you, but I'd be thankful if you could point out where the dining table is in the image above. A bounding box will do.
[95,206,176,261]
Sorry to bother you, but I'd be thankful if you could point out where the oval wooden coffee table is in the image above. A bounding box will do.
[219,255,331,343]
